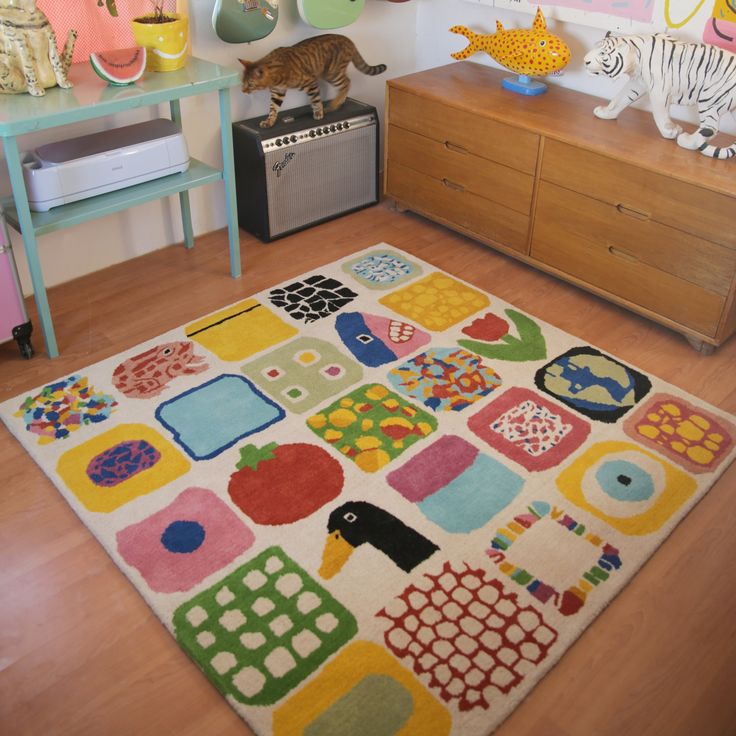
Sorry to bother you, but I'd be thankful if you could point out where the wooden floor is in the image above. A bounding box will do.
[1,203,735,736]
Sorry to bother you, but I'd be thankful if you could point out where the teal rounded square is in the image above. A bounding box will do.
[155,374,284,460]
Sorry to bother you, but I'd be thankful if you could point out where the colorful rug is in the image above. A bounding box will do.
[2,244,735,735]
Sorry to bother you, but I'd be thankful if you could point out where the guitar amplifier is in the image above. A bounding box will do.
[232,98,379,242]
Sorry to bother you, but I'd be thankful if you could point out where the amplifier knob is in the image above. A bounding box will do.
[336,123,343,130]
[316,128,322,136]
[330,125,336,132]
[276,139,282,146]
[344,121,350,129]
[309,130,316,137]
[290,135,298,143]
[323,126,330,134]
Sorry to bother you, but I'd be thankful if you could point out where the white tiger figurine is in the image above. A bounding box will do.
[584,32,736,160]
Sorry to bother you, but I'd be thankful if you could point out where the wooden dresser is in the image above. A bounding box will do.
[384,62,736,352]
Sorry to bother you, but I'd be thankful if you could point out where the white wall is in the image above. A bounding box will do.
[5,0,734,294]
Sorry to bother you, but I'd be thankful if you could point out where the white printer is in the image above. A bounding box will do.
[22,118,190,212]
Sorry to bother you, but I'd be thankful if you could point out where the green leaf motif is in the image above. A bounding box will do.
[235,442,279,471]
[458,309,546,362]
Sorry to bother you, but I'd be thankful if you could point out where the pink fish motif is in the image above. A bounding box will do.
[112,341,208,399]
[450,8,570,77]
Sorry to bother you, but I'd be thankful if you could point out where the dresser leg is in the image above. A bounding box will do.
[685,335,716,355]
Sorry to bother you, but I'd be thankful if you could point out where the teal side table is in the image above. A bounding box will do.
[0,56,242,358]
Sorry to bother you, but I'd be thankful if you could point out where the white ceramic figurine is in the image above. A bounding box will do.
[584,31,736,160]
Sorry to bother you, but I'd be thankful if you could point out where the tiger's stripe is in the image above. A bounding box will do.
[584,32,736,160]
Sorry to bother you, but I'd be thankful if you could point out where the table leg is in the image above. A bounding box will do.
[218,87,241,278]
[3,136,58,358]
[169,99,194,249]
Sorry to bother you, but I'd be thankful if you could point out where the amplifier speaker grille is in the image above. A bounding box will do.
[233,99,379,242]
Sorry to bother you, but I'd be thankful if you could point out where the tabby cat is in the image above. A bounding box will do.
[239,34,387,128]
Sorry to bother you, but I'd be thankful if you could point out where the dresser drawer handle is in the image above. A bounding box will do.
[442,178,465,192]
[444,141,469,154]
[608,245,639,263]
[616,203,650,221]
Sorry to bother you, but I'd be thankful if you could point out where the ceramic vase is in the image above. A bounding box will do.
[130,13,188,72]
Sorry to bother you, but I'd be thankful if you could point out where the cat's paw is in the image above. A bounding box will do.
[259,118,275,128]
[677,131,702,149]
[593,104,619,120]
[313,110,324,120]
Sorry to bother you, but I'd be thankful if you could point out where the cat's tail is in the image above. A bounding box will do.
[352,50,387,76]
[698,141,736,160]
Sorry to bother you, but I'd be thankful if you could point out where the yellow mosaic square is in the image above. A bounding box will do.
[379,273,490,331]
[57,424,190,513]
[556,441,697,535]
[272,641,451,735]
[185,299,298,362]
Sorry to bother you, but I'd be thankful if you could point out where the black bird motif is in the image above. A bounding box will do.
[319,501,439,579]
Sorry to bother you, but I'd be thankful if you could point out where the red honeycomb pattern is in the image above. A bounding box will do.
[376,561,558,711]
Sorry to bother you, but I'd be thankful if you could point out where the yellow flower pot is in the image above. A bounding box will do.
[131,13,189,72]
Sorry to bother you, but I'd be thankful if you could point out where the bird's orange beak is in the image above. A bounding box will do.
[318,531,354,579]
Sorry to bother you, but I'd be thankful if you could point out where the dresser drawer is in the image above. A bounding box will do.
[387,124,534,215]
[541,139,734,249]
[388,88,539,175]
[531,182,731,335]
[387,160,530,253]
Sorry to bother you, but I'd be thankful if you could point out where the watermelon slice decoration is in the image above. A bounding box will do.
[90,47,147,86]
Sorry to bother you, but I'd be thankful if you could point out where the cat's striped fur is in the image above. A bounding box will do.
[584,32,736,159]
[239,34,386,128]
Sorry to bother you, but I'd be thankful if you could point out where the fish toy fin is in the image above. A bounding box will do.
[449,25,486,60]
[496,20,505,32]
[532,7,547,31]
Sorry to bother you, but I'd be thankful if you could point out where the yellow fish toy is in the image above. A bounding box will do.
[450,7,570,95]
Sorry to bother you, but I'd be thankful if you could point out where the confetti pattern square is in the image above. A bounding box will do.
[388,347,502,412]
[468,387,590,471]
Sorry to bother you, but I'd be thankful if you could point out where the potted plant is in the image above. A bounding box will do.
[100,1,189,72]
